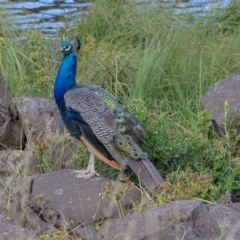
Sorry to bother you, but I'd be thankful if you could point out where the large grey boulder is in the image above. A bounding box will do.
[13,97,65,146]
[201,74,240,136]
[30,169,140,229]
[99,200,240,240]
[98,200,203,240]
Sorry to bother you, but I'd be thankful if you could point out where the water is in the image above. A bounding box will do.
[0,0,233,38]
[167,0,232,17]
[1,0,91,38]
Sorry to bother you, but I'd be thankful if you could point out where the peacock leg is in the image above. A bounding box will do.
[74,152,100,179]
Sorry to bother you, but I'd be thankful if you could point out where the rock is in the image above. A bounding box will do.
[14,97,64,146]
[223,202,240,213]
[30,169,140,229]
[192,204,221,239]
[0,104,25,150]
[99,200,240,240]
[0,175,66,239]
[0,214,39,240]
[201,74,240,136]
[98,200,203,240]
[75,225,98,240]
[10,97,79,172]
[0,177,32,226]
[0,176,41,239]
[0,150,35,175]
[193,203,240,240]
[0,76,22,150]
[217,190,239,204]
[26,209,59,237]
[0,75,11,108]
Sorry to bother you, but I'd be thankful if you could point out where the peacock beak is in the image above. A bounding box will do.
[57,46,64,52]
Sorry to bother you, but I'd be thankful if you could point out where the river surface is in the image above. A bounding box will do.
[0,0,233,38]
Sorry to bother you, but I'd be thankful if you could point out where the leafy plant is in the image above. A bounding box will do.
[154,168,217,204]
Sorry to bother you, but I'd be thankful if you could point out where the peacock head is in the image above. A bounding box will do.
[59,37,81,56]
[58,42,74,56]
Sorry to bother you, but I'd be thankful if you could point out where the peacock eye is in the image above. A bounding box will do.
[64,46,71,51]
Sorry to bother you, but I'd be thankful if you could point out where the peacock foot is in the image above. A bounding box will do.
[74,169,100,180]
[74,152,99,180]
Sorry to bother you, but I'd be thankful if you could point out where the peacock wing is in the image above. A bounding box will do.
[87,85,147,142]
[64,86,117,144]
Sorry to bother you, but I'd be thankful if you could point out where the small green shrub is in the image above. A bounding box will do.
[154,168,217,204]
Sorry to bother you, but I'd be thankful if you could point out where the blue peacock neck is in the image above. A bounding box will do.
[54,51,77,110]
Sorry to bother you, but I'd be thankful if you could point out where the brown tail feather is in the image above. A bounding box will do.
[126,158,164,190]
[80,136,124,171]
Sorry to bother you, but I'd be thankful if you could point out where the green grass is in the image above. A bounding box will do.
[0,10,60,98]
[1,0,240,203]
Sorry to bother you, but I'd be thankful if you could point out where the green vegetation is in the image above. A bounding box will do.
[1,0,240,205]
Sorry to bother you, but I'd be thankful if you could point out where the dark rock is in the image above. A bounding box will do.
[192,204,221,239]
[14,97,64,146]
[26,209,59,237]
[0,214,39,240]
[201,74,240,136]
[0,217,40,240]
[0,75,11,108]
[193,203,240,240]
[0,150,35,175]
[0,104,25,150]
[75,225,98,240]
[209,204,240,239]
[30,169,140,229]
[99,200,240,240]
[98,200,202,240]
[184,232,208,240]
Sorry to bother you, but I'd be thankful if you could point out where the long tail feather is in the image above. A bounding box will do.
[126,157,164,190]
[104,142,164,190]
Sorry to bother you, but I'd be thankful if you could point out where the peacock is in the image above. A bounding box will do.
[54,37,164,190]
